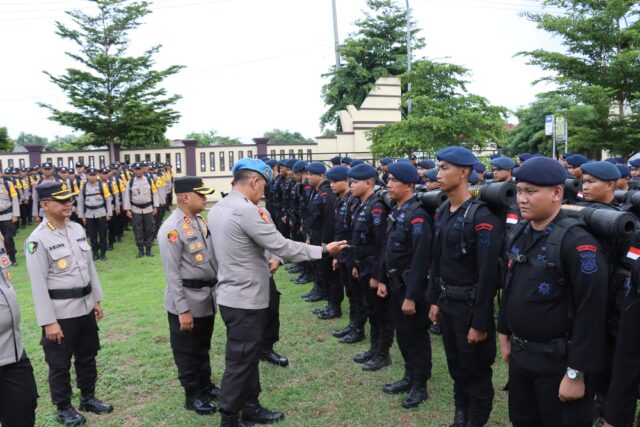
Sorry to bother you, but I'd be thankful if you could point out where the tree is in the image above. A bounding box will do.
[369,60,508,157]
[40,0,184,156]
[186,130,241,146]
[320,0,424,130]
[519,0,640,158]
[15,132,48,147]
[263,129,313,144]
[47,134,96,151]
[0,128,14,152]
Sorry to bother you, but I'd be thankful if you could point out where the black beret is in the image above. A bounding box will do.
[581,161,621,181]
[174,176,214,195]
[306,162,327,175]
[329,156,342,166]
[349,159,365,167]
[436,146,478,167]
[325,166,349,181]
[348,164,377,180]
[514,157,566,186]
[388,162,420,184]
[490,157,516,170]
[617,164,631,178]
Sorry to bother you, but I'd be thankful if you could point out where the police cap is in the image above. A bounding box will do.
[388,162,420,184]
[566,154,589,167]
[514,156,566,186]
[348,164,377,180]
[326,166,349,181]
[581,161,621,181]
[174,176,214,195]
[436,146,478,167]
[36,181,76,201]
[292,160,307,173]
[133,162,142,169]
[42,162,53,169]
[490,156,516,170]
[306,162,327,175]
[232,158,273,182]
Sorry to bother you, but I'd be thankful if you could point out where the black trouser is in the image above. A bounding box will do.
[263,277,281,352]
[440,309,496,425]
[85,216,108,256]
[166,192,173,207]
[219,305,266,414]
[41,313,100,408]
[154,205,166,236]
[338,259,362,324]
[0,219,16,261]
[0,352,38,427]
[132,212,154,247]
[277,216,290,239]
[389,288,432,387]
[509,350,596,427]
[289,218,303,242]
[359,274,393,354]
[168,312,215,398]
[323,258,342,307]
[19,202,31,227]
[115,211,126,238]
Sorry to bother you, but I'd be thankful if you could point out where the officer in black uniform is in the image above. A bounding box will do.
[427,146,504,427]
[349,164,393,368]
[379,157,393,185]
[490,156,515,183]
[497,156,608,427]
[265,160,282,225]
[375,162,433,408]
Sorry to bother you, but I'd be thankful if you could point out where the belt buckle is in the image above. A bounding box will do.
[512,336,526,351]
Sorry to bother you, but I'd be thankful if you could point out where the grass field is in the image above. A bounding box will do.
[10,220,512,427]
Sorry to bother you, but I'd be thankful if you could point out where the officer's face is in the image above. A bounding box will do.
[308,173,323,188]
[329,179,348,195]
[184,192,206,213]
[42,198,73,219]
[134,169,143,177]
[426,180,439,191]
[516,183,563,221]
[581,174,615,202]
[88,174,98,183]
[631,167,639,178]
[617,177,629,190]
[437,161,468,191]
[567,165,582,178]
[387,175,413,201]
[350,178,370,198]
[43,168,53,177]
[492,168,512,182]
[59,172,68,179]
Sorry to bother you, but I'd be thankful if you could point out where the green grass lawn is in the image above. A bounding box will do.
[11,221,511,426]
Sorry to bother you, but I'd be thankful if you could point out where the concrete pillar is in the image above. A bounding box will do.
[182,139,198,176]
[253,137,270,158]
[24,144,45,167]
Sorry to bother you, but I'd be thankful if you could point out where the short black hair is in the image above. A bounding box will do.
[233,169,260,184]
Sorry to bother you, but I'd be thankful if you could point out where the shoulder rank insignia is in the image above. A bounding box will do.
[258,209,270,223]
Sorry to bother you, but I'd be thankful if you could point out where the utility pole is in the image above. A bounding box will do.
[406,0,412,113]
[332,0,341,68]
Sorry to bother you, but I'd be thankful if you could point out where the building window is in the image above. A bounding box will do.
[248,150,253,159]
[289,149,295,158]
[145,153,151,161]
[19,159,25,168]
[8,159,14,168]
[307,149,312,161]
[156,153,161,163]
[78,156,84,165]
[135,154,141,162]
[219,152,225,171]
[124,154,131,165]
[298,149,303,159]
[68,157,74,169]
[99,156,105,168]
[209,153,216,171]
[88,156,95,167]
[270,150,276,159]
[238,150,244,159]
[229,151,234,168]
[175,153,182,173]
[166,153,171,164]
[200,153,206,172]
[57,157,64,167]
[280,150,285,160]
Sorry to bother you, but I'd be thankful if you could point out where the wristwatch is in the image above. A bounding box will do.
[566,367,583,380]
[321,244,329,256]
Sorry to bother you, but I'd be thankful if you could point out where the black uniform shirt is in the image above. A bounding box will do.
[352,193,387,278]
[308,183,335,244]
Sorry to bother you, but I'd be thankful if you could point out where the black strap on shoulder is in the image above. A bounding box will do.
[402,202,422,234]
[460,200,484,256]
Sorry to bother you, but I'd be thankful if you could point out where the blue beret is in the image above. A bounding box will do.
[325,165,349,181]
[489,153,501,160]
[473,162,486,173]
[292,160,307,173]
[396,158,410,164]
[379,157,393,166]
[232,158,273,182]
[614,157,626,164]
[349,159,364,167]
[341,156,353,165]
[514,157,566,186]
[629,158,640,168]
[490,156,516,170]
[532,153,543,158]
[581,161,621,181]
[348,164,377,180]
[519,153,532,162]
[388,162,420,184]
[424,169,438,181]
[436,146,478,167]
[561,152,573,159]
[329,156,342,165]
[265,159,278,168]
[418,159,435,169]
[604,158,617,164]
[616,164,631,178]
[469,170,479,183]
[306,162,326,175]
[566,154,589,167]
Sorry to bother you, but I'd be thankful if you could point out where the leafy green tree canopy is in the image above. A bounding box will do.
[186,130,241,146]
[263,129,313,144]
[40,0,184,149]
[0,128,15,152]
[15,132,48,147]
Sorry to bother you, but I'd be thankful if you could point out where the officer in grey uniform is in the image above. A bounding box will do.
[32,162,62,222]
[77,167,113,261]
[0,174,20,265]
[159,176,219,416]
[0,230,38,427]
[208,158,348,427]
[25,181,113,427]
[123,162,159,258]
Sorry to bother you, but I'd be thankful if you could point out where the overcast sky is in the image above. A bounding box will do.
[0,0,564,143]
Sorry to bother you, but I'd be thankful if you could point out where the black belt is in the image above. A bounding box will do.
[132,202,152,209]
[182,279,217,289]
[510,335,567,356]
[85,205,104,210]
[439,279,477,301]
[0,207,12,215]
[48,284,92,300]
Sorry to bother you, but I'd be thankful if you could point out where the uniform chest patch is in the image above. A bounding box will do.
[57,258,68,270]
[27,242,38,254]
[537,282,551,295]
[194,253,204,264]
[167,230,178,244]
[579,251,597,275]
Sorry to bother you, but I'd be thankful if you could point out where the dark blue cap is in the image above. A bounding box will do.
[348,164,377,180]
[616,164,631,178]
[349,159,365,167]
[326,165,349,181]
[581,161,621,181]
[329,156,342,165]
[396,158,410,164]
[418,159,435,169]
[473,162,486,173]
[561,152,573,159]
[379,157,393,165]
[286,158,300,169]
[341,156,353,165]
[388,162,420,184]
[436,146,478,167]
[604,158,617,164]
[489,153,500,160]
[469,170,479,183]
[490,156,516,170]
[514,157,566,186]
[424,169,438,181]
[519,153,532,162]
[292,160,307,173]
[265,159,278,168]
[629,158,640,168]
[566,154,589,167]
[306,162,326,175]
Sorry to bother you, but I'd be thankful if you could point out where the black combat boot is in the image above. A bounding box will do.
[362,351,391,371]
[401,385,428,408]
[185,395,216,415]
[383,376,412,394]
[317,304,341,320]
[340,327,365,344]
[449,407,468,427]
[353,346,376,364]
[145,246,153,257]
[56,405,86,426]
[220,410,246,427]
[78,395,113,414]
[241,402,285,424]
[136,245,144,258]
[332,322,353,338]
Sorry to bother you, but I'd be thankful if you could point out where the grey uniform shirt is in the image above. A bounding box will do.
[0,180,19,221]
[0,233,24,366]
[77,181,113,219]
[208,190,323,310]
[122,176,159,214]
[159,207,217,318]
[25,220,104,326]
